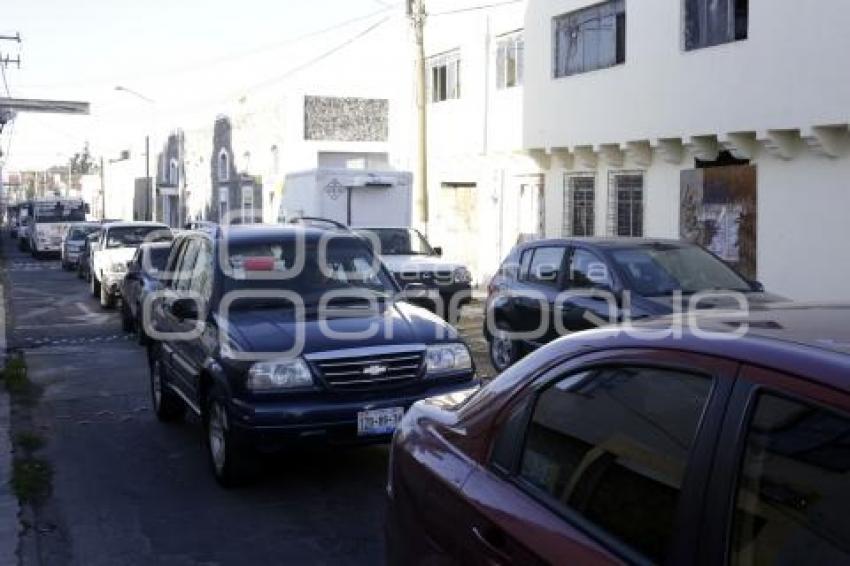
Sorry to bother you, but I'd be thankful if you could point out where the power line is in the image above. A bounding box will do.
[239,15,394,95]
[14,4,403,91]
[430,0,523,16]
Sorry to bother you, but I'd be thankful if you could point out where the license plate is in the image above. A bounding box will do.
[357,407,404,436]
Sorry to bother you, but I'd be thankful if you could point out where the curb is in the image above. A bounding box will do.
[0,385,20,566]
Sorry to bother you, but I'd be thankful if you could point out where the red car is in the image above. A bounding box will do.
[386,304,850,565]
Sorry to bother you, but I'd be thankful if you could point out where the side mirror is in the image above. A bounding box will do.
[750,280,765,293]
[433,246,443,257]
[170,298,199,321]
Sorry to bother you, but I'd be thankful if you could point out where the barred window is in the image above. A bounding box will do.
[496,32,524,89]
[563,176,596,237]
[685,0,748,51]
[554,0,626,78]
[610,173,644,237]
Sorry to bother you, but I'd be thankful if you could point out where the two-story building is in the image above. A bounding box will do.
[524,0,850,300]
[422,0,542,283]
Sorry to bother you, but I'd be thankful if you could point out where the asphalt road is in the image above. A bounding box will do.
[2,235,495,566]
[3,237,421,566]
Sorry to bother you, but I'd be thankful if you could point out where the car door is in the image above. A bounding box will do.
[456,348,738,565]
[701,365,850,566]
[123,249,142,315]
[559,246,619,333]
[512,245,568,345]
[182,238,215,402]
[161,238,200,397]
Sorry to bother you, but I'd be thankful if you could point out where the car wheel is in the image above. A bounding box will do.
[205,390,255,488]
[120,300,133,332]
[489,330,521,372]
[149,346,185,422]
[99,278,114,309]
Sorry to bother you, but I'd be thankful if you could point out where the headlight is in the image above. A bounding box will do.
[110,262,127,274]
[247,358,314,391]
[425,343,472,375]
[453,267,472,284]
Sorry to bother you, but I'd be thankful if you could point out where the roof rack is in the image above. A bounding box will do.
[288,216,351,232]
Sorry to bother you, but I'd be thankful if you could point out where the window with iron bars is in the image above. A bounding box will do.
[608,172,644,237]
[563,175,596,237]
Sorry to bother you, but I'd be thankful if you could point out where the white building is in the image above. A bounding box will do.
[524,0,850,301]
[422,0,541,284]
[176,12,415,227]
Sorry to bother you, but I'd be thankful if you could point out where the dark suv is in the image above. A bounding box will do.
[147,224,477,486]
[486,238,782,371]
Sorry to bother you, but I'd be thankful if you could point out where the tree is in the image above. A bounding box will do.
[69,142,96,175]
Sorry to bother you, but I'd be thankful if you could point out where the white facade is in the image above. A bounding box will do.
[423,0,542,285]
[524,0,850,301]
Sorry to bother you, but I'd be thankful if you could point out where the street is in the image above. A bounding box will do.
[3,236,446,566]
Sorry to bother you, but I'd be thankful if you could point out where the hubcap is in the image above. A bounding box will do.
[208,403,227,474]
[491,334,514,370]
[151,360,163,409]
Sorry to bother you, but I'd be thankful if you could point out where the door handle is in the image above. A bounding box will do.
[472,526,511,564]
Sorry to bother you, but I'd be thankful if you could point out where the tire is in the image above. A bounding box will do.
[488,329,522,373]
[100,280,115,309]
[121,300,133,332]
[90,272,100,298]
[148,346,186,423]
[205,389,256,488]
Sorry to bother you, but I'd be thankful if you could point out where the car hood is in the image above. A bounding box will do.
[96,247,137,264]
[638,291,787,315]
[220,300,458,356]
[380,255,465,273]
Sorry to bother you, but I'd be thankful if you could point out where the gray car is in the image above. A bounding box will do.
[61,223,102,271]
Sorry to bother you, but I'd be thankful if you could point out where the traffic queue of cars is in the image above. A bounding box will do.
[28,217,850,564]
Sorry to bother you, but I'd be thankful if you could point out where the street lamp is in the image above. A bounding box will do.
[114,85,155,221]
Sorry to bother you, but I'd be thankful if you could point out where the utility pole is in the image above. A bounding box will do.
[408,0,429,234]
[100,156,105,219]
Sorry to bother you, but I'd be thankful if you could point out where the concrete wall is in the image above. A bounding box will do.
[526,0,850,301]
[524,0,850,149]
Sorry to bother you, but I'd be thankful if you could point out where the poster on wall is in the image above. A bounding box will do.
[680,165,758,280]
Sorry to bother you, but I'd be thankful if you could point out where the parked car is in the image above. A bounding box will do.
[91,222,172,309]
[485,238,783,371]
[77,231,101,281]
[120,242,173,344]
[146,224,478,486]
[61,222,101,271]
[355,227,473,323]
[387,304,850,565]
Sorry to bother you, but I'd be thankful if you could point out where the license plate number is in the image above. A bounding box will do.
[357,407,404,436]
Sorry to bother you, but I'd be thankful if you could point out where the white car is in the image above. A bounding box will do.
[353,227,473,323]
[91,222,172,308]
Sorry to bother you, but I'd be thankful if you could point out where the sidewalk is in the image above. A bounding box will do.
[0,389,18,566]
[1,243,21,565]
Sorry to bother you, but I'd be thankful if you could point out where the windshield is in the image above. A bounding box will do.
[106,227,172,249]
[146,247,172,271]
[610,244,753,297]
[68,225,100,240]
[357,228,434,256]
[224,237,395,308]
[33,202,86,223]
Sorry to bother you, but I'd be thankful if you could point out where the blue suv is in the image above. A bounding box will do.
[147,224,477,486]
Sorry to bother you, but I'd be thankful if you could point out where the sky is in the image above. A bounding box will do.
[1,0,403,170]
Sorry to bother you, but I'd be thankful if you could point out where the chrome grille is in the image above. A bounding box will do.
[312,351,424,390]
